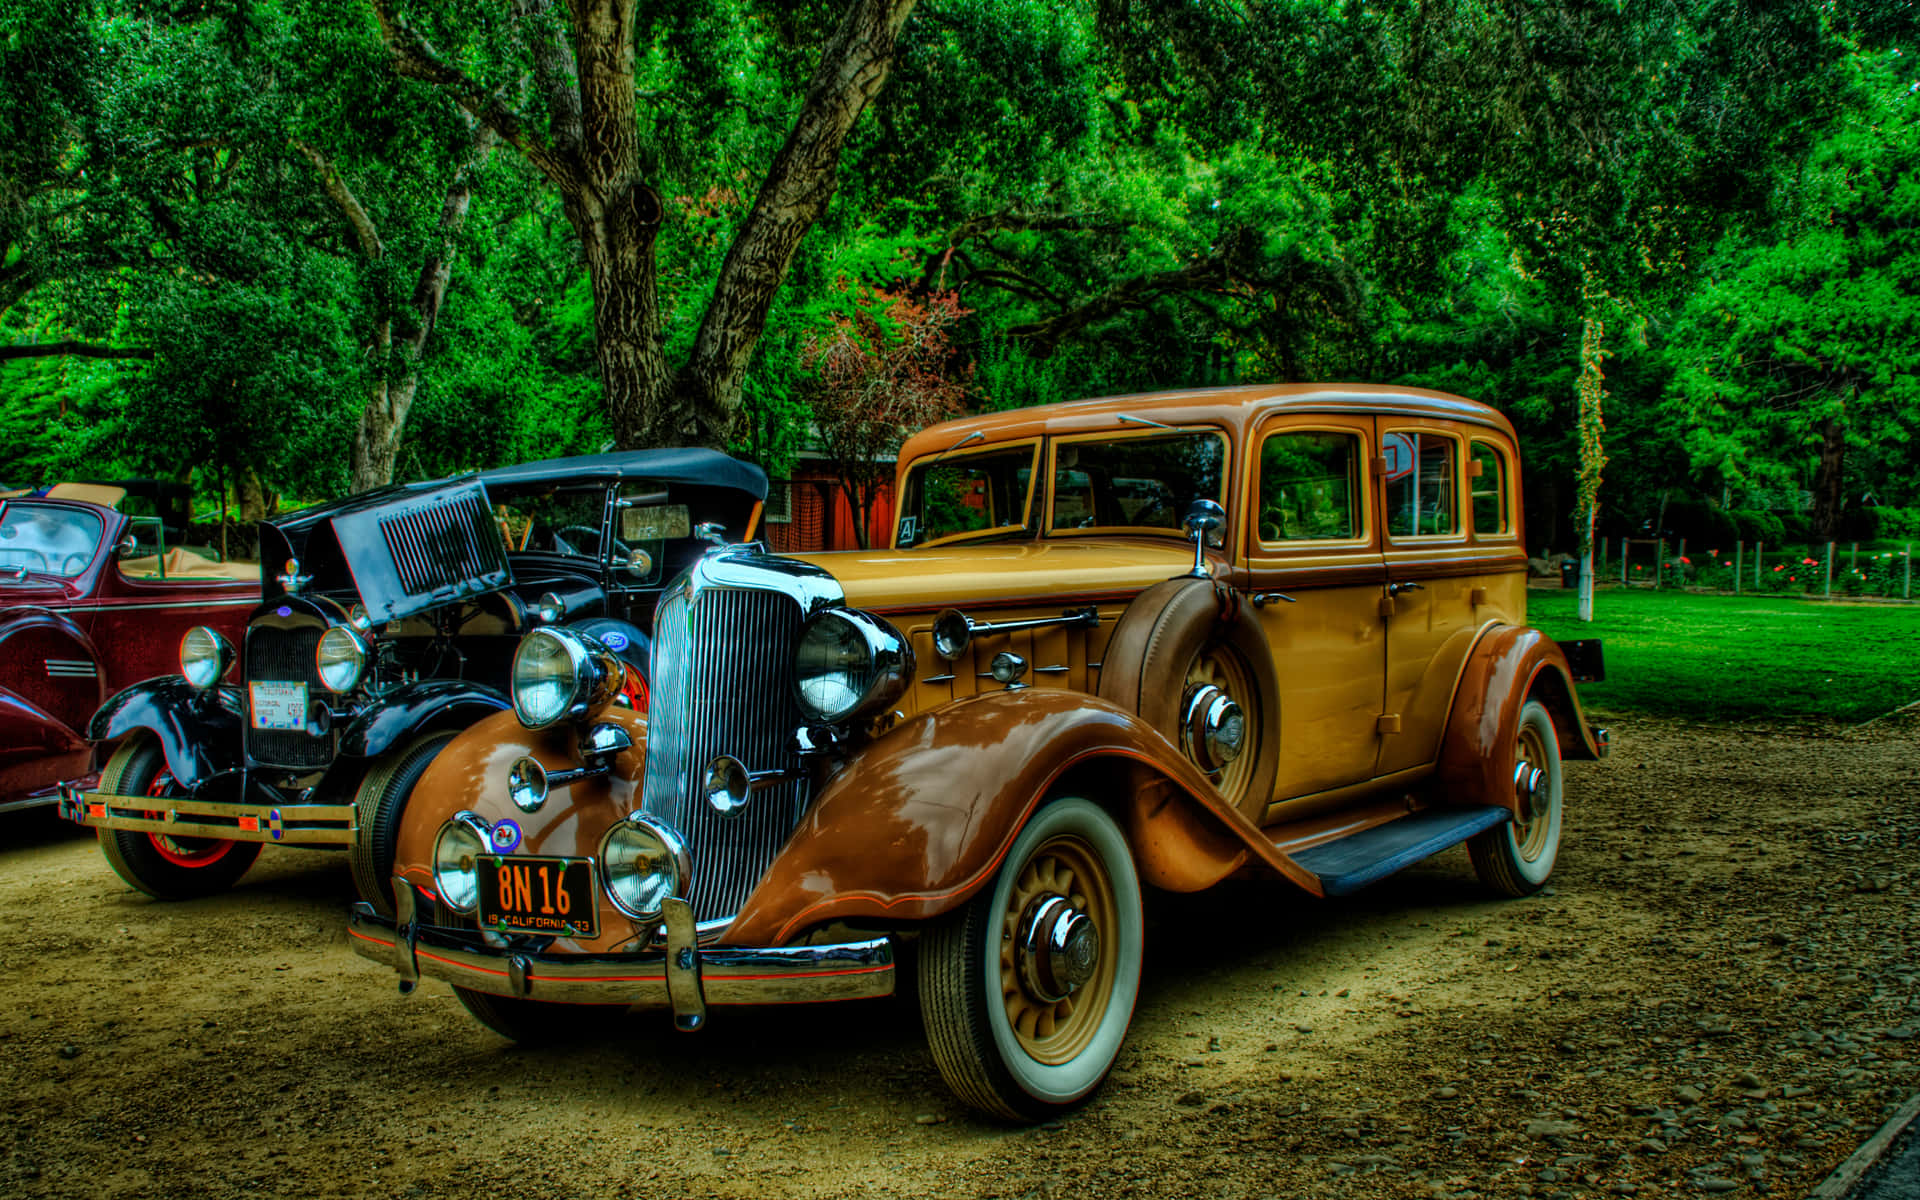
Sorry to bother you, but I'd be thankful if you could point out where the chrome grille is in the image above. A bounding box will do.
[378,488,505,597]
[641,583,810,926]
[243,621,331,770]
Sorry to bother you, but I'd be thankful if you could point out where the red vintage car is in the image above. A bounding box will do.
[0,488,257,813]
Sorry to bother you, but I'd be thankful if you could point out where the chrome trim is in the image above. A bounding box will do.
[922,673,956,684]
[433,811,492,914]
[64,789,354,844]
[931,606,1098,661]
[1183,499,1226,577]
[511,628,619,729]
[347,902,896,1009]
[1251,591,1296,607]
[180,626,236,689]
[664,897,706,1031]
[508,756,548,812]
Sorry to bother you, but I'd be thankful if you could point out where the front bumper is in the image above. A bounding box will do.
[57,784,352,846]
[347,888,895,1032]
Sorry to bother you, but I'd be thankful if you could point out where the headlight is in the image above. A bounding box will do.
[433,812,490,914]
[315,626,368,693]
[511,627,619,729]
[792,609,914,724]
[179,626,235,689]
[597,816,690,922]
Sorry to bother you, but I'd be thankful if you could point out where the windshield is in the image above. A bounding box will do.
[1047,431,1227,535]
[895,443,1038,548]
[0,502,103,577]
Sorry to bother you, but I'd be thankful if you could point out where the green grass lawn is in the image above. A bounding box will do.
[1526,587,1920,724]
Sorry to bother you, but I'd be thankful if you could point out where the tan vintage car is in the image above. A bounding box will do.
[348,384,1607,1120]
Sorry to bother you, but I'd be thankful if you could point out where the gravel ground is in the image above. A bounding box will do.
[2,710,1916,1199]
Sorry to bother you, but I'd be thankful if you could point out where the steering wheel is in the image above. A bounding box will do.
[555,524,634,560]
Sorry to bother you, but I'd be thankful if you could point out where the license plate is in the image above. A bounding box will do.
[478,856,597,937]
[249,681,308,731]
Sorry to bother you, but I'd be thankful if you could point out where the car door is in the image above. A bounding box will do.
[1242,414,1388,816]
[1375,421,1485,776]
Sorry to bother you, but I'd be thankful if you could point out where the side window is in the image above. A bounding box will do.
[1470,441,1510,537]
[1383,431,1459,538]
[1258,431,1361,542]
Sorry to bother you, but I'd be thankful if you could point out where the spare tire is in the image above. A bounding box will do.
[1096,578,1280,821]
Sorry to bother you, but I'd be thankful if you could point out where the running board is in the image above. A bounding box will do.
[1290,806,1512,896]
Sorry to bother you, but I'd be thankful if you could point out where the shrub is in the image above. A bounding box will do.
[1728,508,1786,545]
[1662,498,1740,548]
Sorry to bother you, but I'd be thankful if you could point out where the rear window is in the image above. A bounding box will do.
[1383,431,1460,538]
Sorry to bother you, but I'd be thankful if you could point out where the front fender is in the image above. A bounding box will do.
[723,689,1323,948]
[389,706,648,954]
[87,677,242,789]
[335,679,511,760]
[1437,625,1606,818]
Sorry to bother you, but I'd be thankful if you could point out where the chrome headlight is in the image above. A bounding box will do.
[792,608,914,724]
[598,815,689,922]
[433,812,490,914]
[179,626,235,689]
[511,627,618,729]
[315,626,368,694]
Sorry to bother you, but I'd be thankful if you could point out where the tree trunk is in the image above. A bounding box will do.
[1811,412,1847,543]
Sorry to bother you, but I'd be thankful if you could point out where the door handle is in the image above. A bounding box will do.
[1386,581,1425,597]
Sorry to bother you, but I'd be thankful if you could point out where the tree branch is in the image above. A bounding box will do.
[367,0,580,192]
[293,141,385,261]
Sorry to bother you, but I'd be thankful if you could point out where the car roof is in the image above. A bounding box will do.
[272,448,768,532]
[897,383,1517,463]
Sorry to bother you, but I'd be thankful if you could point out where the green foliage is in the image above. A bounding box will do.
[1528,588,1920,724]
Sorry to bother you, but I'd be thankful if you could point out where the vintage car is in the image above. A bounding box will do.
[1,484,257,814]
[59,450,766,903]
[347,384,1607,1120]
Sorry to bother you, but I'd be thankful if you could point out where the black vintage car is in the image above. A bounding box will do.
[59,449,766,904]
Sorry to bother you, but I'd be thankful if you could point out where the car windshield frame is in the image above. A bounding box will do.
[894,438,1042,550]
[1043,426,1230,541]
[0,500,105,579]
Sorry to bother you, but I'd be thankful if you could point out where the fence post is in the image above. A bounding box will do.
[1907,543,1912,600]
[1678,537,1687,586]
[1756,541,1764,589]
[1622,541,1629,584]
[1850,542,1858,572]
[1654,538,1664,589]
[1600,536,1608,578]
[1735,540,1742,594]
[1825,542,1834,598]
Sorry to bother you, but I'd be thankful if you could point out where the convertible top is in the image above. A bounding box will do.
[272,448,768,534]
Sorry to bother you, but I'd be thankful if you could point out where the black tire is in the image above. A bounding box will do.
[96,735,262,900]
[918,796,1143,1121]
[348,731,457,918]
[453,987,632,1044]
[1467,699,1564,896]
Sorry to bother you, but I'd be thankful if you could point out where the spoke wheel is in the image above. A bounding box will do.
[1184,641,1261,809]
[1468,699,1563,897]
[97,735,260,900]
[920,796,1142,1121]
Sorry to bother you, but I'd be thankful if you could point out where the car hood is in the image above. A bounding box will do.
[791,539,1199,614]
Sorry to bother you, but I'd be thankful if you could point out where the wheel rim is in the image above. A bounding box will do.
[139,768,237,869]
[998,833,1119,1066]
[1184,643,1259,805]
[1510,721,1553,863]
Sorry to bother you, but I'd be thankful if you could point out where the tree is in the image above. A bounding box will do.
[368,0,920,450]
[1670,56,1920,542]
[804,284,969,548]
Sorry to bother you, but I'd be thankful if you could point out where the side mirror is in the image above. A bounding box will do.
[116,535,139,558]
[1182,499,1226,578]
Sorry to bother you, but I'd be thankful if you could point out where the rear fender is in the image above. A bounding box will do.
[87,677,242,789]
[1437,625,1606,818]
[723,689,1323,948]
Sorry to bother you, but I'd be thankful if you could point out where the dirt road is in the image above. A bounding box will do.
[3,713,1916,1199]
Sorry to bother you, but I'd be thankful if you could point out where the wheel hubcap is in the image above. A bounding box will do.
[1184,646,1257,806]
[1015,894,1101,1004]
[1510,723,1553,862]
